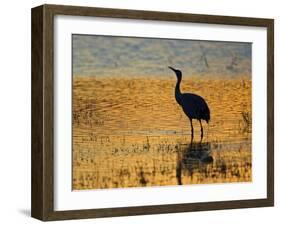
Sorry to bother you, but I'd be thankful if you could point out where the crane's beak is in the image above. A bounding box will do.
[168,66,176,72]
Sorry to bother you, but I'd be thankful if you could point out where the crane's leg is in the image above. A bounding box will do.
[189,118,194,140]
[199,120,204,140]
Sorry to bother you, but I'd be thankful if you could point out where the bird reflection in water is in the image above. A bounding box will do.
[176,139,213,185]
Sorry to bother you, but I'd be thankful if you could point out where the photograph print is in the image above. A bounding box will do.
[72,35,252,190]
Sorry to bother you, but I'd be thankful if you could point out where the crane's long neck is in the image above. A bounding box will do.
[175,77,182,105]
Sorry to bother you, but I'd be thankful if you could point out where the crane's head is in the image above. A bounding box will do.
[168,66,182,81]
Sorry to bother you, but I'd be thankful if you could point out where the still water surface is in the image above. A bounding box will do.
[72,77,252,190]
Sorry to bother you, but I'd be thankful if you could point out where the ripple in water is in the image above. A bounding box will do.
[72,77,252,190]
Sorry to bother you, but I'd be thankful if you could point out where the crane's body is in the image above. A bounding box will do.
[169,66,210,139]
[179,93,210,122]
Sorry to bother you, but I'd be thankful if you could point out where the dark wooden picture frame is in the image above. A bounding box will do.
[31,4,274,221]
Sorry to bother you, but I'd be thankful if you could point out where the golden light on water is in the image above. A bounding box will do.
[72,76,252,190]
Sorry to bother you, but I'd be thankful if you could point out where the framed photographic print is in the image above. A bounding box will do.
[31,4,274,221]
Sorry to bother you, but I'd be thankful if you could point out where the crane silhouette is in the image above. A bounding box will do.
[168,66,210,140]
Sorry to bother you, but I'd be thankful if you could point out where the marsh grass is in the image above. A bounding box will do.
[241,111,252,133]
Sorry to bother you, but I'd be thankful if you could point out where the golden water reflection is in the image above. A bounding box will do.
[72,77,252,190]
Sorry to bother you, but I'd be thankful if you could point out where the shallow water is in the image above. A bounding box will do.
[72,77,252,190]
